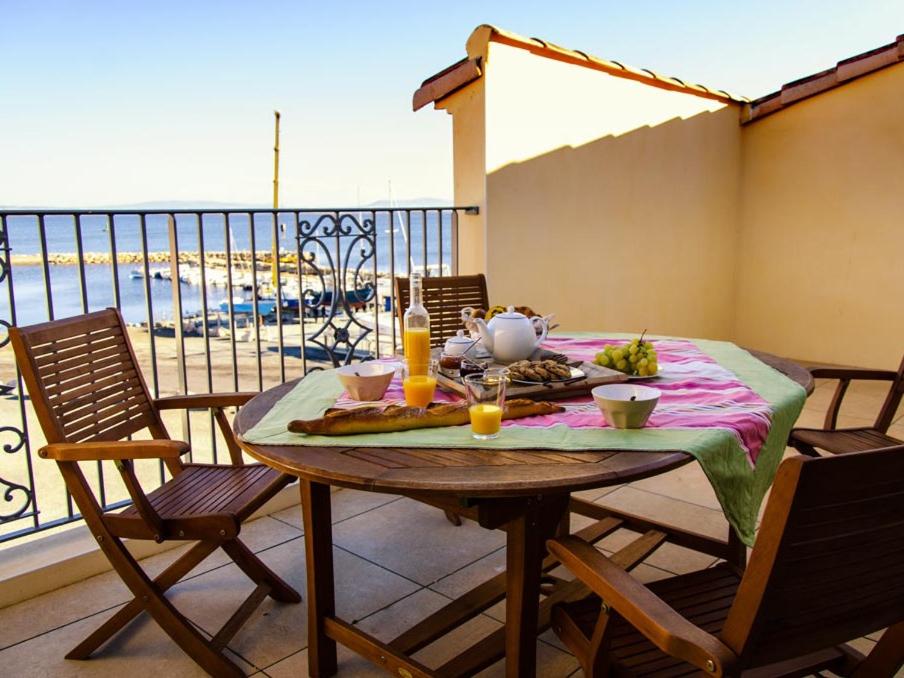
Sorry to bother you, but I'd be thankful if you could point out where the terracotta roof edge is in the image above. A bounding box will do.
[414,24,747,112]
[744,34,904,124]
[412,57,483,111]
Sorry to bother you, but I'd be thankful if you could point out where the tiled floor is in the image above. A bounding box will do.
[0,377,901,676]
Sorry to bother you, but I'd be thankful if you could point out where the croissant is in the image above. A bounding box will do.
[288,398,563,436]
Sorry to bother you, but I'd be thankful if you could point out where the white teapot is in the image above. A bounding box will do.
[473,306,549,363]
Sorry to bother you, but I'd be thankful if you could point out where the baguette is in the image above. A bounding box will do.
[288,398,563,436]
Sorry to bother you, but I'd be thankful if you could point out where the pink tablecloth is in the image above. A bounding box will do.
[338,336,774,465]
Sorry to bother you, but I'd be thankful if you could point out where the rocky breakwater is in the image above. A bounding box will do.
[10,251,287,266]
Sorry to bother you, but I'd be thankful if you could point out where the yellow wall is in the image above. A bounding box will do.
[481,43,742,338]
[440,36,903,367]
[439,79,487,275]
[735,64,904,368]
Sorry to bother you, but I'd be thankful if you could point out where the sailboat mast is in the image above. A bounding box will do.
[271,110,281,287]
[388,179,416,273]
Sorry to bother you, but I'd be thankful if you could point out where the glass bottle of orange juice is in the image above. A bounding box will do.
[403,272,431,375]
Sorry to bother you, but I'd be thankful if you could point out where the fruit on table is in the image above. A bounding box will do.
[485,305,507,320]
[482,305,540,321]
[594,336,658,377]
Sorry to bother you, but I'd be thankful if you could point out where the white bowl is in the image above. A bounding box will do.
[591,384,661,429]
[336,363,395,401]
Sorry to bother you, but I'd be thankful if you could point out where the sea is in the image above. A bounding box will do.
[1,211,453,327]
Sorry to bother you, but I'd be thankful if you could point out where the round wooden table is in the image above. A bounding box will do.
[234,350,812,677]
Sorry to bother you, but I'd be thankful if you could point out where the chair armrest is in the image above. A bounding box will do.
[806,367,897,430]
[39,440,190,461]
[154,392,258,410]
[809,367,898,381]
[548,536,737,675]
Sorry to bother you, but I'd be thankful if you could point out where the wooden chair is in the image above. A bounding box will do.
[789,354,903,456]
[10,308,300,677]
[546,445,904,677]
[394,273,489,347]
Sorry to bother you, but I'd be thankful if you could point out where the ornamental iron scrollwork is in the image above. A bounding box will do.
[297,212,377,370]
[0,218,35,525]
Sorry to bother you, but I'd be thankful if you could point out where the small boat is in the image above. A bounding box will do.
[219,295,277,316]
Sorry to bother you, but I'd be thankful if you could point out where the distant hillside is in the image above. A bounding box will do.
[1,197,454,211]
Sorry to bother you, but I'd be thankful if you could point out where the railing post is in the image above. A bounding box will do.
[168,214,191,447]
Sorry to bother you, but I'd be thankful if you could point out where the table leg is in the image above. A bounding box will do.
[727,527,747,569]
[504,494,569,678]
[301,479,337,677]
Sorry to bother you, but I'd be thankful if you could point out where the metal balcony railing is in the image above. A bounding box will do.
[0,205,478,544]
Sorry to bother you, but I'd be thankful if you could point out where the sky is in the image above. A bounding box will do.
[2,0,903,208]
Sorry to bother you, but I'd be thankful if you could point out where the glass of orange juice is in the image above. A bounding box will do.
[464,368,509,440]
[402,359,438,413]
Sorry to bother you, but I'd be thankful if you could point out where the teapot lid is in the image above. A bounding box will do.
[495,305,527,320]
[446,329,473,344]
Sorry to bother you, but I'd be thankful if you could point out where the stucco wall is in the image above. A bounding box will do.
[481,43,742,338]
[735,65,904,368]
[440,79,488,275]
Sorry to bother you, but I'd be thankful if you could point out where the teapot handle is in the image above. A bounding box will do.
[532,315,549,346]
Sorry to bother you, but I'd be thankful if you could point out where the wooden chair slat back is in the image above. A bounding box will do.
[875,353,904,432]
[721,446,904,667]
[9,308,167,444]
[394,274,489,347]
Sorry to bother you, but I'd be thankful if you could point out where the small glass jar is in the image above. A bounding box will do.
[439,352,463,371]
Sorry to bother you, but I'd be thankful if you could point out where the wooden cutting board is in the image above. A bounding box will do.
[432,348,628,401]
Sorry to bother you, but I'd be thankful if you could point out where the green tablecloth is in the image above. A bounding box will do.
[241,335,805,545]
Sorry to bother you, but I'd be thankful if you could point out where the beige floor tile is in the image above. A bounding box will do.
[264,609,574,677]
[0,604,255,677]
[594,529,718,575]
[270,488,402,530]
[332,498,506,585]
[429,546,506,600]
[0,539,200,649]
[475,639,579,677]
[592,486,729,540]
[266,644,386,677]
[199,515,304,571]
[846,635,876,655]
[628,462,721,511]
[165,537,419,669]
[355,587,456,642]
[627,561,675,584]
[0,515,300,650]
[416,614,503,670]
[572,484,620,502]
[352,587,504,669]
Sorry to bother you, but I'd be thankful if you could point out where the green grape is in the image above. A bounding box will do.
[643,342,654,349]
[648,361,658,374]
[615,359,628,372]
[628,354,639,364]
[628,345,639,355]
[612,348,625,361]
[646,350,657,360]
[596,353,610,367]
[639,357,649,367]
[637,366,649,376]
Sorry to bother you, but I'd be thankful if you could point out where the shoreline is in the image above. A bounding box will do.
[9,250,282,266]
